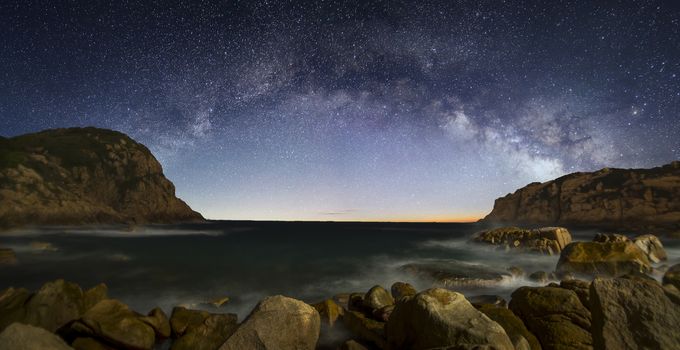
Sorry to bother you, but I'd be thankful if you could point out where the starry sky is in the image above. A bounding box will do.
[1,1,679,221]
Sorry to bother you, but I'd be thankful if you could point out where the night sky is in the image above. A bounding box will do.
[1,1,679,221]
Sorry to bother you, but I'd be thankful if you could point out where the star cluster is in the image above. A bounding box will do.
[1,1,679,220]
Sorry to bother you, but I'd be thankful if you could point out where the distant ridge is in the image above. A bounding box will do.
[481,161,680,234]
[0,127,203,229]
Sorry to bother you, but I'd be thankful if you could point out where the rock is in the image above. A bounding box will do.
[0,127,203,230]
[593,233,629,243]
[590,277,680,349]
[339,339,368,350]
[0,248,18,265]
[556,241,652,277]
[468,295,508,308]
[509,286,592,349]
[312,299,342,327]
[476,304,541,350]
[0,322,73,350]
[662,263,680,289]
[559,279,591,308]
[362,285,394,311]
[528,271,549,283]
[507,266,525,278]
[65,299,155,350]
[348,293,368,313]
[372,305,395,322]
[390,282,416,300]
[472,226,572,255]
[169,306,238,350]
[140,307,170,338]
[206,296,230,308]
[385,288,514,350]
[400,260,511,289]
[219,295,319,350]
[481,162,680,233]
[342,310,386,349]
[29,241,59,252]
[632,234,667,263]
[83,284,108,312]
[24,279,85,332]
[0,287,31,331]
[71,337,113,350]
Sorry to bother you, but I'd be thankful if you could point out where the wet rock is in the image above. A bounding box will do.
[632,234,667,263]
[342,310,386,349]
[385,288,514,350]
[0,287,31,331]
[390,282,416,300]
[475,304,541,350]
[219,295,319,350]
[468,295,507,308]
[312,299,342,327]
[170,306,237,350]
[509,286,592,349]
[400,260,510,289]
[140,307,170,339]
[528,271,549,284]
[362,285,393,311]
[507,266,525,278]
[559,279,591,308]
[590,277,680,349]
[0,247,18,265]
[24,279,85,332]
[593,233,629,243]
[472,226,572,255]
[0,322,73,350]
[662,263,680,289]
[556,241,652,277]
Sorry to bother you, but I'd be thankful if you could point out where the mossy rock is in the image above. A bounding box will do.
[556,241,652,277]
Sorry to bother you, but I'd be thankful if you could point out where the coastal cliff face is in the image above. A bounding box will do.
[0,127,203,229]
[482,162,680,232]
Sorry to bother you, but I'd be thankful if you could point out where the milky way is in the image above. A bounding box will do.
[1,1,679,220]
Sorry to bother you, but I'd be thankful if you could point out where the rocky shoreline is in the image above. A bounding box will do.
[1,227,679,349]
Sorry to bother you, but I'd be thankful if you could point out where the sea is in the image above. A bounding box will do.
[2,221,679,320]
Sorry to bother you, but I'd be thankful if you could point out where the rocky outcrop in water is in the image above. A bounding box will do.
[482,162,680,234]
[0,127,203,229]
[472,226,572,255]
[556,241,653,277]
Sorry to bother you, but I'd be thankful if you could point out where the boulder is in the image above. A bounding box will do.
[468,295,507,308]
[348,293,368,313]
[169,307,237,350]
[507,266,525,278]
[372,305,395,322]
[476,304,541,350]
[632,234,667,263]
[311,299,342,327]
[339,339,369,350]
[0,247,18,265]
[385,288,514,350]
[0,322,73,350]
[662,263,680,289]
[363,285,394,311]
[140,307,170,338]
[343,310,386,349]
[559,279,590,308]
[65,299,155,350]
[0,287,31,331]
[472,226,572,255]
[24,279,85,332]
[593,233,629,243]
[509,286,592,349]
[83,284,108,312]
[400,260,511,289]
[556,241,652,277]
[219,295,319,350]
[71,337,113,350]
[390,282,416,300]
[528,271,549,283]
[590,277,680,349]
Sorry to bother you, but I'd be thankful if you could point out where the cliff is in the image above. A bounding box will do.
[482,161,680,233]
[0,127,203,229]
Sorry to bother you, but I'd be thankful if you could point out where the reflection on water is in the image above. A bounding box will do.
[1,221,677,318]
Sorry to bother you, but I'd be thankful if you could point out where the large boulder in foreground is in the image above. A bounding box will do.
[556,241,652,277]
[472,226,572,255]
[219,295,320,350]
[475,304,541,350]
[590,277,680,349]
[170,306,237,350]
[0,127,203,229]
[385,288,514,350]
[0,322,73,350]
[509,286,592,349]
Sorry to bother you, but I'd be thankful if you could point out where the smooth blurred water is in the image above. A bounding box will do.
[1,221,677,319]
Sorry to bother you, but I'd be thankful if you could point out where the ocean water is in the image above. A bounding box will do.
[1,221,679,320]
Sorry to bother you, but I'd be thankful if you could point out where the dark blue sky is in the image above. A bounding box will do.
[1,0,679,220]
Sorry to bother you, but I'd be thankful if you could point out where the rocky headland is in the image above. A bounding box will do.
[0,127,203,230]
[481,162,680,235]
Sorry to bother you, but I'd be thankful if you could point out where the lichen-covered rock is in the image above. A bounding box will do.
[475,304,541,350]
[385,288,514,350]
[632,234,667,263]
[481,162,680,233]
[556,241,652,277]
[590,277,680,349]
[311,299,342,327]
[663,263,680,289]
[400,260,511,289]
[0,127,203,230]
[23,279,85,332]
[559,279,591,308]
[390,282,416,300]
[472,226,572,255]
[509,286,592,350]
[169,306,237,350]
[219,295,319,350]
[0,322,73,350]
[363,285,394,311]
